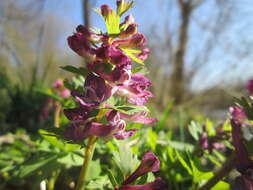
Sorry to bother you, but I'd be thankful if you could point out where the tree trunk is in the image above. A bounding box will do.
[82,0,91,27]
[170,1,192,105]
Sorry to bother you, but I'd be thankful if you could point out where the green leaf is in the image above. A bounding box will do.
[132,66,149,74]
[35,88,62,102]
[113,141,138,177]
[124,51,144,65]
[121,48,141,54]
[17,153,63,178]
[57,152,83,166]
[211,181,230,190]
[188,121,202,141]
[164,140,194,152]
[205,119,215,136]
[107,169,119,187]
[60,65,88,76]
[95,8,120,34]
[86,160,102,180]
[146,129,157,151]
[39,129,66,151]
[157,103,173,130]
[117,0,134,16]
[114,105,149,115]
[175,151,192,175]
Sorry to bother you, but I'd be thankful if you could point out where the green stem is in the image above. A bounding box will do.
[47,170,60,190]
[75,136,97,190]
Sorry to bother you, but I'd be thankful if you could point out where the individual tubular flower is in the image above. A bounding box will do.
[123,152,160,185]
[113,33,147,49]
[119,23,138,39]
[115,152,167,190]
[136,48,150,61]
[72,74,115,108]
[115,178,167,190]
[112,63,132,85]
[117,74,154,105]
[67,33,95,62]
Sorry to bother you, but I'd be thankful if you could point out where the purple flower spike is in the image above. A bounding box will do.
[231,119,253,174]
[246,79,253,96]
[123,152,160,185]
[116,178,167,190]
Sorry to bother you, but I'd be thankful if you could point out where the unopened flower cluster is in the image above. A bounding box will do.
[229,79,253,189]
[64,1,157,141]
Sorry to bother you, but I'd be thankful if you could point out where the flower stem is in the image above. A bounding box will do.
[75,136,97,190]
[196,153,235,190]
[54,101,61,128]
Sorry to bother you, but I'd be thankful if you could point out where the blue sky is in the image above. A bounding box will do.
[44,0,253,91]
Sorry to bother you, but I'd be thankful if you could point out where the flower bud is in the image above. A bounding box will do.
[53,79,63,89]
[124,15,135,25]
[199,132,209,150]
[119,24,138,39]
[67,33,95,62]
[60,89,71,98]
[229,106,246,122]
[100,5,113,17]
[123,152,160,185]
[116,178,167,190]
